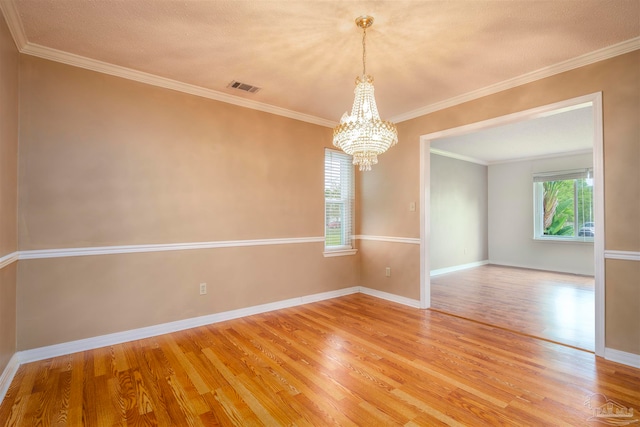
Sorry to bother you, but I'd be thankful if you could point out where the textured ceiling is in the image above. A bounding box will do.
[431,105,593,164]
[4,0,640,124]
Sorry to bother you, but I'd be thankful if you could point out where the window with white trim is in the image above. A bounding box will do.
[324,149,355,255]
[533,168,594,242]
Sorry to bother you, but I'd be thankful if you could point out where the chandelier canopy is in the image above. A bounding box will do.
[333,16,398,171]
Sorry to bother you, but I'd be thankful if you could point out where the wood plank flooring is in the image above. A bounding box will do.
[2,293,638,426]
[431,265,595,351]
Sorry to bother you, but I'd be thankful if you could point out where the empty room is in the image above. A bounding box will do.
[429,104,598,351]
[0,1,639,426]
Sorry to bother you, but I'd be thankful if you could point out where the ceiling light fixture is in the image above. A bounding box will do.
[333,16,398,171]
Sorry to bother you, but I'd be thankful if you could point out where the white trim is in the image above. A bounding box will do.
[0,252,18,270]
[358,287,422,309]
[420,140,429,309]
[604,250,640,261]
[487,261,593,277]
[11,39,335,128]
[417,97,598,142]
[0,353,20,404]
[391,38,640,123]
[0,0,26,50]
[430,148,488,166]
[323,249,358,257]
[430,260,489,277]
[420,92,606,356]
[2,0,637,130]
[490,148,594,165]
[431,148,594,167]
[592,93,605,357]
[355,235,420,245]
[1,291,637,402]
[605,348,640,369]
[18,237,325,260]
[19,287,360,364]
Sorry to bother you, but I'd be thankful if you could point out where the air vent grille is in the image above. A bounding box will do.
[228,80,261,93]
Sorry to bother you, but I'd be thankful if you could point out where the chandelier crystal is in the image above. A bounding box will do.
[333,16,398,171]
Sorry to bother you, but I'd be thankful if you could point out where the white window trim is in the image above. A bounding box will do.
[532,169,594,243]
[324,149,355,254]
[323,248,358,257]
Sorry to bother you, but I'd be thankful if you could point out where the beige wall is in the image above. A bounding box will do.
[360,240,420,300]
[17,56,357,349]
[360,51,640,355]
[18,244,356,349]
[605,259,640,354]
[9,42,640,357]
[0,13,18,373]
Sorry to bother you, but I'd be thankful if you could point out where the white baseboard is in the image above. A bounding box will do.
[18,286,360,364]
[488,261,593,276]
[358,286,421,308]
[430,260,489,277]
[605,348,640,369]
[4,287,637,404]
[0,353,21,403]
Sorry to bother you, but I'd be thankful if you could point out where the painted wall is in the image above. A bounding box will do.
[359,51,640,355]
[430,154,488,271]
[488,153,594,275]
[0,13,18,373]
[17,56,358,349]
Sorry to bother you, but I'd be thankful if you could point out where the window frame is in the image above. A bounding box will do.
[323,149,357,257]
[532,168,594,243]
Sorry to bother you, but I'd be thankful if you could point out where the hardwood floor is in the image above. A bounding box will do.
[2,293,638,426]
[431,265,595,351]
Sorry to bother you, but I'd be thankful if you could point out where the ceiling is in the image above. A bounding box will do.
[431,104,594,164]
[1,1,639,125]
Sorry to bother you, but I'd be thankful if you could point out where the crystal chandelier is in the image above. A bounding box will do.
[333,16,398,171]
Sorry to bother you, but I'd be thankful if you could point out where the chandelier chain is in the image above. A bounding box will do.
[362,27,367,77]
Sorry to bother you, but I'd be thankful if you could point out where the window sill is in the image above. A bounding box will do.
[533,237,594,244]
[323,249,358,257]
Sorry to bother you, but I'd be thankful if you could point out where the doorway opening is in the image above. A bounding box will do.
[418,93,604,355]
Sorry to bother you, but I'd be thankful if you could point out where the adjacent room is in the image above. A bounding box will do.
[429,105,596,351]
[0,1,638,425]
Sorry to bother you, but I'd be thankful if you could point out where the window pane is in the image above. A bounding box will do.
[576,178,594,237]
[542,179,575,236]
[325,202,344,246]
[533,169,594,241]
[324,149,353,249]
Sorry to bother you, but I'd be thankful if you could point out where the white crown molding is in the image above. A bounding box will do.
[355,235,420,245]
[604,348,640,369]
[604,250,640,261]
[430,260,489,277]
[358,286,421,308]
[430,148,488,166]
[18,43,336,128]
[488,148,593,165]
[0,0,26,50]
[0,252,18,270]
[0,353,20,403]
[3,1,637,129]
[391,37,640,123]
[18,237,325,260]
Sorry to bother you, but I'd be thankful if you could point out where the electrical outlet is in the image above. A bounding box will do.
[199,283,207,295]
[385,267,391,277]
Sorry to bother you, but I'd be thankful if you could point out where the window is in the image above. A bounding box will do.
[324,149,356,256]
[533,168,594,242]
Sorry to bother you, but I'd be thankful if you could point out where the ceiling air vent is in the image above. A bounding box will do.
[227,80,261,93]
